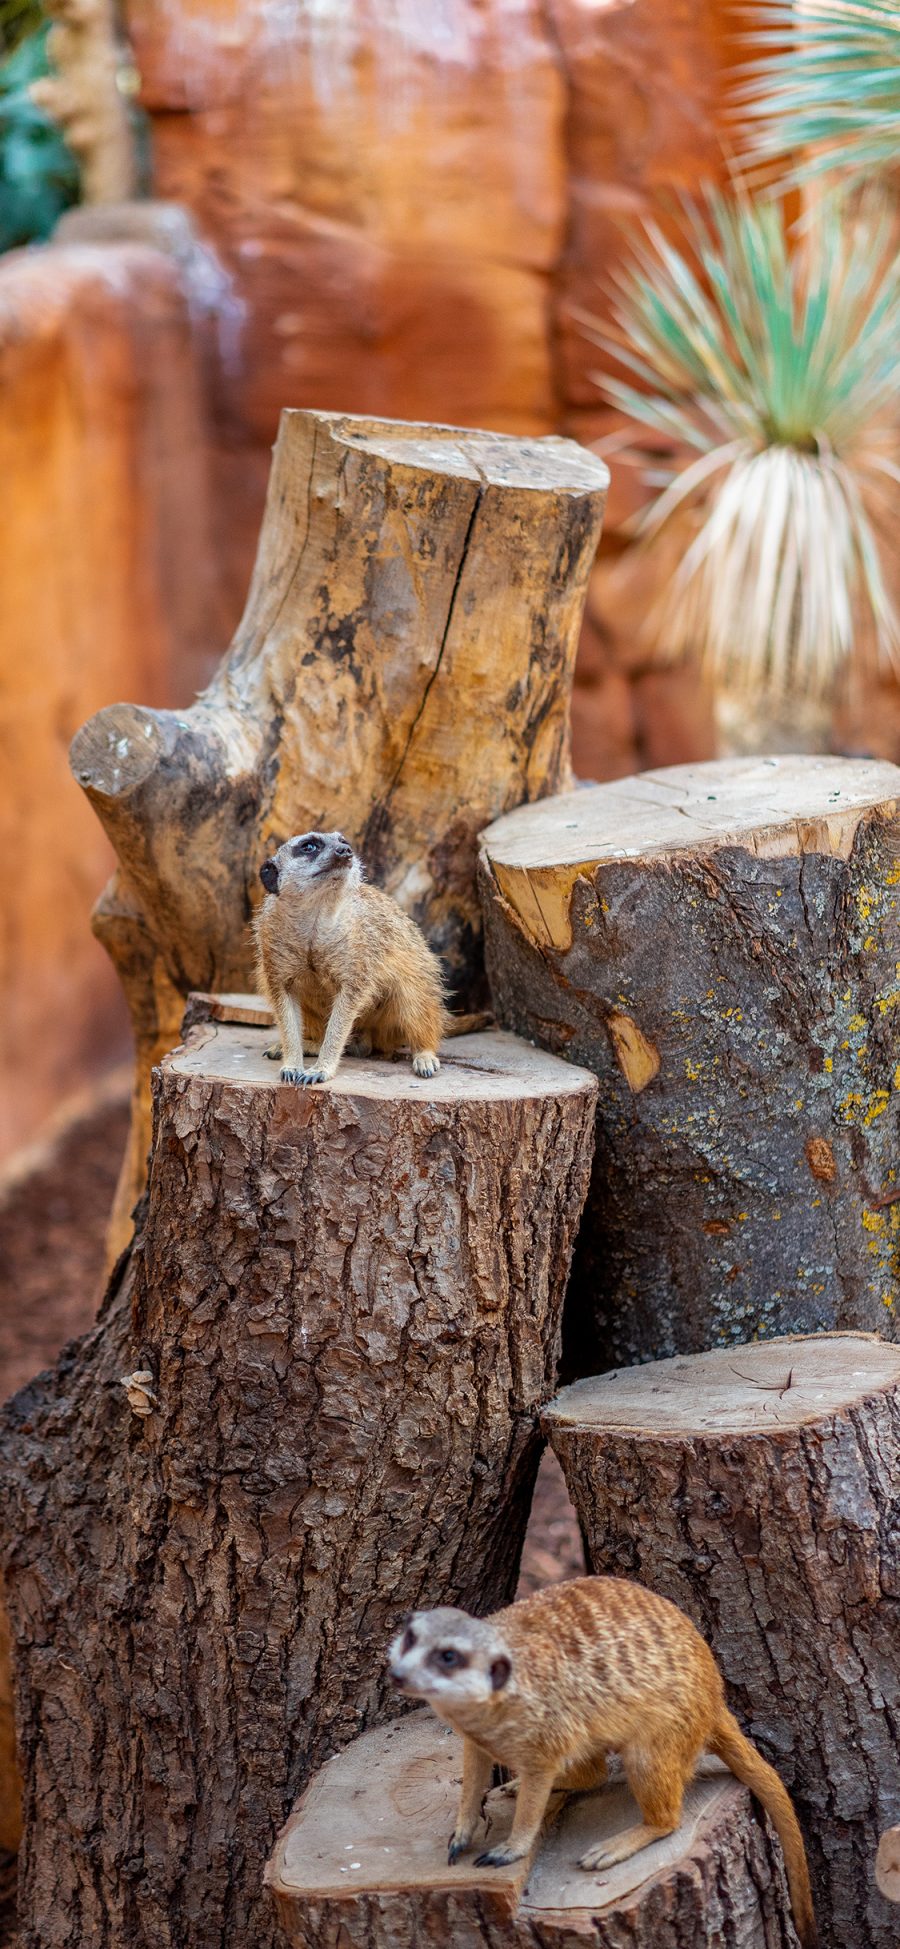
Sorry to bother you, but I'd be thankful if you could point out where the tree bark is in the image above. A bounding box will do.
[0,1021,595,1949]
[543,1332,900,1949]
[479,754,900,1371]
[265,1708,797,1949]
[69,410,608,1257]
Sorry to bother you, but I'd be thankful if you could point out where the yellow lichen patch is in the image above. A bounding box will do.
[684,1058,702,1082]
[877,991,900,1015]
[847,1014,866,1033]
[864,935,877,951]
[605,1011,660,1093]
[824,1056,833,1073]
[863,1209,885,1234]
[857,886,874,923]
[886,863,900,887]
[864,1092,890,1126]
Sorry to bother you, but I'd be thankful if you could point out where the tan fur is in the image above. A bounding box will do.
[254,830,447,1085]
[388,1577,816,1949]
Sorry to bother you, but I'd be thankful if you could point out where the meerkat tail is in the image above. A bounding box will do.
[711,1709,817,1949]
[442,1010,493,1038]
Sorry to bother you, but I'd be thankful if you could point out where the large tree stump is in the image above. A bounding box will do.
[0,1021,595,1949]
[543,1333,900,1949]
[479,754,900,1369]
[69,410,608,1256]
[265,1709,797,1948]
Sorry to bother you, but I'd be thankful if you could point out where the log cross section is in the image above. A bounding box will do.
[480,753,900,1369]
[0,1023,596,1949]
[544,1332,900,1949]
[265,1708,799,1948]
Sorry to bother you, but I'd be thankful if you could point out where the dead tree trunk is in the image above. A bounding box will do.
[543,1333,900,1949]
[265,1709,797,1949]
[479,754,900,1371]
[69,410,608,1256]
[0,1021,595,1949]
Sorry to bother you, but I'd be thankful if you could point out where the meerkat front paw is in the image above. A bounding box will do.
[447,1831,473,1865]
[412,1051,440,1078]
[474,1843,525,1869]
[280,1065,327,1085]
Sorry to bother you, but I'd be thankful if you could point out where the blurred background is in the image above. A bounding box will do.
[1,0,899,1373]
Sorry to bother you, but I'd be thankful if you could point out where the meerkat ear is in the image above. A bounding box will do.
[490,1655,512,1692]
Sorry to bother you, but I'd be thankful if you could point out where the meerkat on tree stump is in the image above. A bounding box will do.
[70,409,608,1256]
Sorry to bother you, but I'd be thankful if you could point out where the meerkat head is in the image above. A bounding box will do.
[259,830,361,900]
[388,1608,513,1711]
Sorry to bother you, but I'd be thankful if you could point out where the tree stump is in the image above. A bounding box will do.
[69,409,608,1256]
[0,1020,596,1949]
[543,1333,900,1949]
[265,1709,797,1948]
[479,754,900,1369]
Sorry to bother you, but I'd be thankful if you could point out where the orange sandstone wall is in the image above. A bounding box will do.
[0,244,215,1166]
[123,0,738,764]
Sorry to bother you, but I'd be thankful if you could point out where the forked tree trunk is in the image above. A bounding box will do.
[0,1019,595,1949]
[479,754,900,1371]
[544,1333,900,1949]
[69,410,608,1256]
[265,1709,797,1949]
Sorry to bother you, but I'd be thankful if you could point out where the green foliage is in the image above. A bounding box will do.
[593,194,900,700]
[737,0,900,185]
[0,18,79,250]
[0,0,44,58]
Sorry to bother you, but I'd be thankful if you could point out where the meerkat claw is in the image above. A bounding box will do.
[474,1844,524,1870]
[447,1834,471,1865]
[296,1068,327,1085]
[412,1052,440,1078]
[264,1043,282,1061]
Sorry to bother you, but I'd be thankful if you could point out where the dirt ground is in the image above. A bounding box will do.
[0,1080,583,1943]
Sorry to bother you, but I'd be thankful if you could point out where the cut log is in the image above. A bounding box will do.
[0,1023,595,1949]
[70,409,608,1258]
[479,754,900,1369]
[265,1708,798,1948]
[543,1333,900,1949]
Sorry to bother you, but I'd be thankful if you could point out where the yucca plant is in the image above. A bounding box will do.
[592,193,900,701]
[737,0,900,187]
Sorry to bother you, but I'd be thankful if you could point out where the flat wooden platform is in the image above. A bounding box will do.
[265,1709,746,1926]
[544,1334,900,1439]
[169,1022,597,1108]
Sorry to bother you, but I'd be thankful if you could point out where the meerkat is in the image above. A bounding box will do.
[254,830,448,1085]
[388,1577,816,1949]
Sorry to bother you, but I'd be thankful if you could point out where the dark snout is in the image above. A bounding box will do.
[260,858,279,895]
[332,837,353,863]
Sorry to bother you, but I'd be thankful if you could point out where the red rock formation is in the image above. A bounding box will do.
[0,243,216,1166]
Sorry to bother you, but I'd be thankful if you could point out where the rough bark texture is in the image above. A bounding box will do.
[480,755,900,1371]
[266,1709,796,1949]
[544,1334,900,1949]
[0,1022,595,1949]
[69,408,608,1258]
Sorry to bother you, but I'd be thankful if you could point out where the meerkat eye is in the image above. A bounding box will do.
[293,837,321,858]
[438,1647,460,1668]
[401,1625,416,1653]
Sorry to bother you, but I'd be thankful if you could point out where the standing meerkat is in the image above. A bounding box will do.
[388,1576,816,1949]
[255,830,447,1085]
